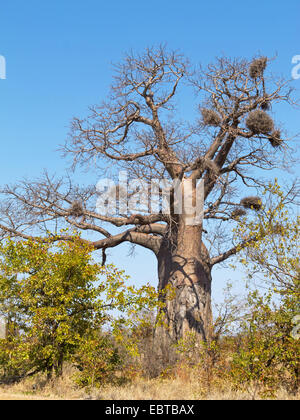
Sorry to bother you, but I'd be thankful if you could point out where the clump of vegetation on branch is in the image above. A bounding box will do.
[249,57,268,79]
[260,96,271,111]
[269,129,283,148]
[240,196,262,211]
[201,108,221,127]
[246,110,274,134]
[69,201,84,217]
[231,208,247,220]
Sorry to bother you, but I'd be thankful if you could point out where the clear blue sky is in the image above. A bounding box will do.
[0,0,299,302]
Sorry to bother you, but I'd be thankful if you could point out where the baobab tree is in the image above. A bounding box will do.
[0,46,297,361]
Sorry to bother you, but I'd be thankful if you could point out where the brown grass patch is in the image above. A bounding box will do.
[0,365,299,400]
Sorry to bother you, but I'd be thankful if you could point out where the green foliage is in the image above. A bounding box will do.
[231,184,300,397]
[230,290,300,398]
[0,235,161,384]
[169,184,300,399]
[73,333,122,388]
[0,181,298,397]
[234,180,299,293]
[175,332,225,391]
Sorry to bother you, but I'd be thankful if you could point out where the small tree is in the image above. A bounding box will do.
[231,290,300,398]
[0,235,160,382]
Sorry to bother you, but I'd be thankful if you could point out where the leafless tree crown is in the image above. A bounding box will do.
[0,46,298,265]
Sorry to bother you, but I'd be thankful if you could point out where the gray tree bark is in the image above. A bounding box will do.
[155,218,212,365]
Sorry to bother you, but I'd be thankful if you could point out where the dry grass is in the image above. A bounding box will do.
[97,375,299,400]
[0,390,57,400]
[0,365,86,400]
[0,368,299,400]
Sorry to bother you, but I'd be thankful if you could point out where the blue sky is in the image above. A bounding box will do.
[0,0,299,302]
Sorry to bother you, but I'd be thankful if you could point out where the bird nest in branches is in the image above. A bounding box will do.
[201,108,221,127]
[268,130,283,148]
[249,57,267,79]
[246,110,274,135]
[240,196,262,211]
[69,201,84,217]
[260,97,271,111]
[231,208,247,219]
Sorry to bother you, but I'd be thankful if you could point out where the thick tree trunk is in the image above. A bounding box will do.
[154,221,212,366]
